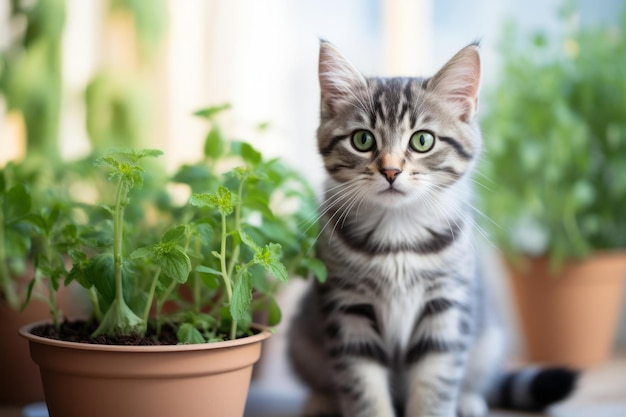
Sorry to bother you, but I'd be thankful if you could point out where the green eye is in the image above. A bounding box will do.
[410,131,435,153]
[351,130,376,152]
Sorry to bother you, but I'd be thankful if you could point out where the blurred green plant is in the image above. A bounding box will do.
[479,6,626,266]
[0,165,33,309]
[110,0,168,61]
[0,0,65,162]
[85,0,168,152]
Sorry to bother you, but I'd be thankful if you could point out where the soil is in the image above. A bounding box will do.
[31,320,180,346]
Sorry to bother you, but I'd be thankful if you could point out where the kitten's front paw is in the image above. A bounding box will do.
[457,393,488,417]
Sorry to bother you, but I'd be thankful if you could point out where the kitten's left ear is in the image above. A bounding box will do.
[428,43,481,122]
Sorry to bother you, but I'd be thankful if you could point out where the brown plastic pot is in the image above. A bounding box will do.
[0,279,87,405]
[0,301,47,405]
[507,251,626,368]
[20,322,271,417]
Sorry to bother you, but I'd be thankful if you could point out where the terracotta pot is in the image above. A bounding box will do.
[0,301,47,405]
[0,280,87,405]
[20,321,271,417]
[506,251,626,368]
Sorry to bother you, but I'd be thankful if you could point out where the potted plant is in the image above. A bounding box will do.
[479,7,626,367]
[0,161,89,405]
[19,106,325,417]
[0,0,69,404]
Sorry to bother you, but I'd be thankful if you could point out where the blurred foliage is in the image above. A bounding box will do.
[0,0,65,162]
[0,0,168,159]
[85,72,152,151]
[479,5,626,266]
[86,0,168,153]
[110,0,168,62]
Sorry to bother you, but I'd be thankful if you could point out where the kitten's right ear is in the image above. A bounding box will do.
[319,40,367,111]
[428,43,481,122]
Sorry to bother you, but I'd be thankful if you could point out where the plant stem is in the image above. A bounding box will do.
[226,179,245,279]
[218,212,236,339]
[156,279,177,335]
[0,210,20,310]
[93,177,144,338]
[181,235,200,314]
[88,287,102,321]
[113,178,127,305]
[142,267,161,324]
[45,239,60,330]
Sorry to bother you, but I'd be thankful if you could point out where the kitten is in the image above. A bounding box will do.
[288,41,577,417]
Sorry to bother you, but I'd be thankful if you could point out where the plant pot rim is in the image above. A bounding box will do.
[19,319,272,353]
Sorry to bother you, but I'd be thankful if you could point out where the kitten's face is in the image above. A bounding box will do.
[317,42,481,208]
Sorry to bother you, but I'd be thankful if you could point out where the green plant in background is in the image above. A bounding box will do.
[110,0,168,61]
[0,0,66,163]
[0,167,33,309]
[24,106,325,343]
[0,159,79,314]
[85,0,168,152]
[479,6,626,266]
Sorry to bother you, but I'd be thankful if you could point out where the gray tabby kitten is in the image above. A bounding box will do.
[288,41,577,417]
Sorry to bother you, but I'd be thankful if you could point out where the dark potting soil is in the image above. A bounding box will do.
[30,320,180,346]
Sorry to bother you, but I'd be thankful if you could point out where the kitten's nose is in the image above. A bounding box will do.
[380,167,401,183]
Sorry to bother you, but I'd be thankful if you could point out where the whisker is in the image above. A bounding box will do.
[298,180,361,232]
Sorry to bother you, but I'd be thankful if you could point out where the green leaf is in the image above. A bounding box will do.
[158,248,191,283]
[3,184,31,222]
[194,223,213,245]
[162,225,186,243]
[266,296,282,327]
[301,258,328,283]
[20,279,37,312]
[177,323,206,344]
[193,104,231,120]
[87,253,116,303]
[204,126,224,159]
[102,148,163,163]
[190,187,234,216]
[196,264,223,276]
[66,250,91,288]
[239,229,260,252]
[92,297,145,337]
[198,270,220,289]
[254,243,288,282]
[171,164,214,187]
[129,246,154,260]
[231,141,262,165]
[231,269,253,320]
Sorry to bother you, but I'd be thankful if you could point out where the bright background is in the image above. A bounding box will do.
[3,0,623,186]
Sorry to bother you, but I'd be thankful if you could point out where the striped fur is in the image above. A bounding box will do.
[288,41,576,417]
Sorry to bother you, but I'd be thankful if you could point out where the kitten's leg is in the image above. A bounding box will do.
[457,324,506,417]
[405,297,472,417]
[405,351,466,417]
[332,358,395,417]
[324,315,395,417]
[289,288,341,417]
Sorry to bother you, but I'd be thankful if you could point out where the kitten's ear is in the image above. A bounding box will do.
[319,40,367,112]
[428,43,481,122]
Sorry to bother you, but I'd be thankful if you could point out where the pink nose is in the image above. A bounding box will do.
[380,167,401,183]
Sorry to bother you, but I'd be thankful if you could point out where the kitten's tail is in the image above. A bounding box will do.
[489,367,579,411]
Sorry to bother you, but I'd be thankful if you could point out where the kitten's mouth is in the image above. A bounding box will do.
[379,186,405,195]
